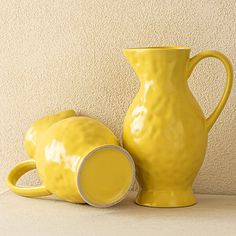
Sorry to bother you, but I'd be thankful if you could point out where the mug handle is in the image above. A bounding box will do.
[187,50,233,132]
[7,159,51,197]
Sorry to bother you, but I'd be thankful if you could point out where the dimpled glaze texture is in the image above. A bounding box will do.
[123,49,208,207]
[24,110,77,159]
[36,116,119,203]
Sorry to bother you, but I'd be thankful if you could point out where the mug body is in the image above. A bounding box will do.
[36,116,135,206]
[24,110,77,158]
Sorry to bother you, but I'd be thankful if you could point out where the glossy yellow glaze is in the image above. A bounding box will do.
[123,47,233,207]
[24,110,76,158]
[79,147,133,206]
[7,112,135,207]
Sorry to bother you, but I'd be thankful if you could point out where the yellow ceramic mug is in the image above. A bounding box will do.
[7,110,135,207]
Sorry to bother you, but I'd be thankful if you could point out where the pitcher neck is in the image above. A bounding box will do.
[124,47,190,86]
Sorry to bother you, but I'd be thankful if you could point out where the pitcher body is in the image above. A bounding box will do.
[123,47,233,207]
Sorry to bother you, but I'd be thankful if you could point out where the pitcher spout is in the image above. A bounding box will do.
[123,46,191,83]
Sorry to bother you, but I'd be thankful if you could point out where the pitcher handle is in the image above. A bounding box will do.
[7,159,51,197]
[187,50,233,132]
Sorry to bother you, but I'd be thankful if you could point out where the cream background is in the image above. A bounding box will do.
[1,191,236,236]
[0,0,235,194]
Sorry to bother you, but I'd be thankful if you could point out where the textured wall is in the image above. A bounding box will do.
[0,0,235,194]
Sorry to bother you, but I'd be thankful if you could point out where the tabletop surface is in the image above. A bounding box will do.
[0,190,236,236]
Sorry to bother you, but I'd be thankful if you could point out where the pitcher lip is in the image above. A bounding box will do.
[123,46,190,51]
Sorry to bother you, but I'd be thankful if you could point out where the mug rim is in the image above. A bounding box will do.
[123,46,191,51]
[77,144,135,208]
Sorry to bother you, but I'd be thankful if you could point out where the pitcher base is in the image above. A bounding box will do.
[136,189,197,208]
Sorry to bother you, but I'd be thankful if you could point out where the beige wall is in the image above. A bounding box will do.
[0,0,235,194]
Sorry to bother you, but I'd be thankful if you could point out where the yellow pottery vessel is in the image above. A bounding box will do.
[7,110,135,207]
[123,46,233,207]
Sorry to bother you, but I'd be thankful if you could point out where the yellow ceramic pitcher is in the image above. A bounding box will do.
[7,110,135,207]
[123,46,233,207]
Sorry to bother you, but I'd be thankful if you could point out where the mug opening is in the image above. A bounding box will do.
[124,46,190,51]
